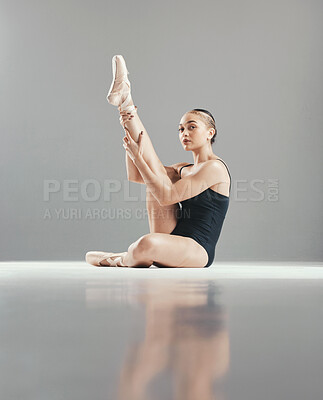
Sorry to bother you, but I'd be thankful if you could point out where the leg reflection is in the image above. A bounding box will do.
[117,281,230,400]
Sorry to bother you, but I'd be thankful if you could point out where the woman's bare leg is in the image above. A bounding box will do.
[146,185,179,234]
[119,106,181,234]
[106,54,169,181]
[119,105,181,233]
[86,55,181,266]
[118,98,182,233]
[86,233,208,268]
[122,233,208,268]
[119,106,169,178]
[86,240,150,268]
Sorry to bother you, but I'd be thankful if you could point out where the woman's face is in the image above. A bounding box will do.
[178,113,213,150]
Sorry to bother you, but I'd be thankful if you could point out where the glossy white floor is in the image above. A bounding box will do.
[1,262,323,400]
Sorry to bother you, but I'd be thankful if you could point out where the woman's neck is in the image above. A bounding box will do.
[191,145,216,164]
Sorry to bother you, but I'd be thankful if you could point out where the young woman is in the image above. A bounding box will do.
[85,55,231,268]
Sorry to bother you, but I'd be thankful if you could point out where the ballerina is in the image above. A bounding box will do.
[85,55,231,268]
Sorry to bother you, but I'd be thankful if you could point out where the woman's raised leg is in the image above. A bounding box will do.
[107,55,170,181]
[119,107,167,176]
[119,105,181,234]
[84,56,185,267]
[145,184,179,234]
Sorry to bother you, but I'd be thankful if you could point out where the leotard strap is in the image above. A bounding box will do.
[179,164,193,177]
[215,159,232,192]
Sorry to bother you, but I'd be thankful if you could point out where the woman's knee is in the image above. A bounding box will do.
[132,234,157,259]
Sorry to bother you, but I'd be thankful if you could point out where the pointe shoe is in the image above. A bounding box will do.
[107,55,136,114]
[85,251,126,267]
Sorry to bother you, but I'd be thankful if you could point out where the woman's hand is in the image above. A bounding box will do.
[118,106,137,127]
[122,127,144,162]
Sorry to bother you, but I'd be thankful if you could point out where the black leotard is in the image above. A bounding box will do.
[170,159,231,267]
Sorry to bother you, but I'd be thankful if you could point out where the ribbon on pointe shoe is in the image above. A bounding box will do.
[106,256,125,267]
[119,86,137,114]
[107,77,136,114]
[99,254,126,267]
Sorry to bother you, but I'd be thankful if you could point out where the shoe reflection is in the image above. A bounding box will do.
[115,280,230,400]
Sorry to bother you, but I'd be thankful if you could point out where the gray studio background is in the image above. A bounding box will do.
[1,0,322,261]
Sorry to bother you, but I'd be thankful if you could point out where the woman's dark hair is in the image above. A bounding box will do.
[189,108,217,144]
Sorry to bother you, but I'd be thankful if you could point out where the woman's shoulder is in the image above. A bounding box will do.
[191,158,230,172]
[167,159,230,177]
[205,158,231,193]
[208,156,228,165]
[206,158,230,173]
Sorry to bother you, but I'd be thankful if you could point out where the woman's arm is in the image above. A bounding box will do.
[134,156,228,206]
[123,130,228,206]
[126,156,181,185]
[162,161,229,205]
[133,155,172,206]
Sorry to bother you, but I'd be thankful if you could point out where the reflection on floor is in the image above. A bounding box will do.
[0,262,323,400]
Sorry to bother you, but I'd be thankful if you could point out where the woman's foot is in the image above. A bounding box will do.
[107,55,136,114]
[85,251,127,267]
